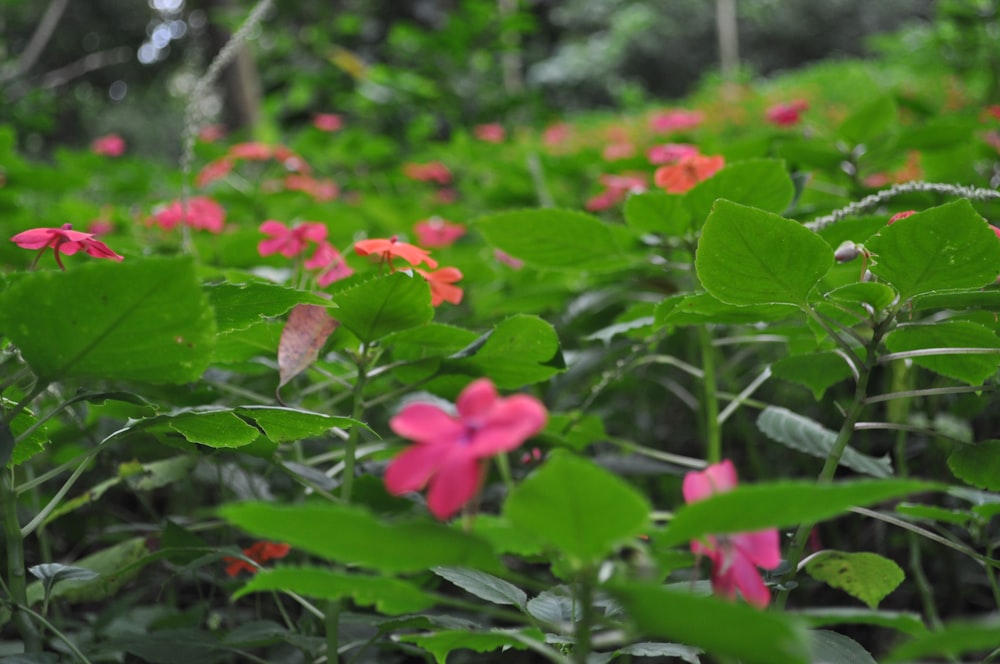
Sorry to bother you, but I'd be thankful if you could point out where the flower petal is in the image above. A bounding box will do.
[727,550,772,608]
[682,459,738,503]
[732,529,782,570]
[390,403,465,446]
[425,452,485,520]
[384,444,446,495]
[472,395,547,455]
[455,379,498,419]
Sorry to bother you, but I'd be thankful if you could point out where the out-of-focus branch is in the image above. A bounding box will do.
[4,47,133,101]
[715,0,739,79]
[0,0,71,84]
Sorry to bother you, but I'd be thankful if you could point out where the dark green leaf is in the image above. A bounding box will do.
[333,271,433,342]
[948,439,1000,490]
[433,567,527,609]
[771,352,855,400]
[884,321,1000,385]
[447,314,564,388]
[205,281,331,332]
[236,406,362,442]
[810,630,877,664]
[397,628,546,664]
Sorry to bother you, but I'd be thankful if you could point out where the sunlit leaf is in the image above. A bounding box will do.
[805,551,905,609]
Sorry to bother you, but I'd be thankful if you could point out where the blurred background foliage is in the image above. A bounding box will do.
[3,0,999,159]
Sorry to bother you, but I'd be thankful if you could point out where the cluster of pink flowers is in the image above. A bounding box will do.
[649,109,704,134]
[586,173,648,212]
[402,161,452,185]
[197,142,313,189]
[258,221,353,287]
[150,197,226,234]
[765,99,809,127]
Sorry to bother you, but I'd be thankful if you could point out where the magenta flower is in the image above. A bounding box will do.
[151,197,226,234]
[649,109,704,133]
[91,134,126,157]
[682,460,781,608]
[385,378,547,520]
[312,113,343,132]
[11,223,124,269]
[474,123,505,143]
[413,217,466,248]
[766,100,809,127]
[258,221,327,258]
[305,242,354,287]
[647,143,699,165]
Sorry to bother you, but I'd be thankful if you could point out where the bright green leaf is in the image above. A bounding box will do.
[235,406,362,443]
[624,191,691,236]
[825,282,898,312]
[695,200,834,307]
[332,272,433,342]
[838,95,897,145]
[205,281,331,333]
[684,159,795,224]
[794,608,927,635]
[884,321,1000,385]
[447,314,564,388]
[656,291,799,326]
[948,439,1000,490]
[805,551,905,609]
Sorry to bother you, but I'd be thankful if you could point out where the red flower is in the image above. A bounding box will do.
[91,134,126,157]
[258,220,327,258]
[223,541,291,577]
[11,223,124,269]
[385,378,547,519]
[151,197,226,233]
[313,113,344,132]
[413,217,466,248]
[654,154,725,193]
[647,143,699,165]
[682,460,781,608]
[354,236,438,270]
[766,100,809,127]
[416,266,463,306]
[403,161,452,185]
[474,123,506,143]
[649,109,704,133]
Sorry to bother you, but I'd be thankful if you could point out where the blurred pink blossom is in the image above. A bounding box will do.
[91,134,126,157]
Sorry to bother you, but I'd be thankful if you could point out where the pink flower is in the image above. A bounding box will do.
[305,242,354,286]
[766,100,809,127]
[413,217,466,248]
[650,109,704,133]
[602,142,635,161]
[415,266,464,306]
[586,173,647,211]
[152,197,226,234]
[354,236,438,270]
[403,161,452,185]
[435,188,459,205]
[196,158,233,188]
[312,113,343,132]
[258,221,327,258]
[542,122,571,147]
[11,223,124,269]
[283,174,339,202]
[474,123,505,143]
[229,142,273,161]
[197,124,226,143]
[91,134,126,157]
[385,378,547,519]
[682,460,781,608]
[647,143,699,165]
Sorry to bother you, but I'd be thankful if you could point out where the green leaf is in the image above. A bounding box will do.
[397,628,546,664]
[660,478,935,547]
[503,451,649,567]
[205,281,331,333]
[234,566,434,615]
[332,271,433,342]
[757,407,893,477]
[152,410,261,448]
[656,292,799,326]
[235,406,361,443]
[825,282,898,312]
[865,200,1000,301]
[805,551,905,609]
[684,159,795,224]
[810,630,877,664]
[884,321,1000,385]
[26,537,153,605]
[468,515,545,557]
[695,200,833,307]
[475,208,628,272]
[948,439,1000,490]
[793,608,927,635]
[895,502,973,527]
[612,584,811,664]
[771,352,855,400]
[838,95,897,145]
[7,407,49,466]
[220,502,500,574]
[0,257,216,383]
[447,314,565,388]
[433,567,527,609]
[624,191,691,236]
[884,615,1000,663]
[912,288,1000,312]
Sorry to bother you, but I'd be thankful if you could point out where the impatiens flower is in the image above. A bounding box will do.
[223,541,291,577]
[474,123,505,143]
[650,109,704,133]
[416,266,464,306]
[258,220,327,258]
[586,173,647,211]
[647,143,699,165]
[602,142,636,161]
[654,154,725,193]
[229,142,274,161]
[683,460,781,608]
[283,174,339,202]
[887,210,917,225]
[312,113,343,132]
[413,217,466,248]
[11,223,124,269]
[305,241,354,286]
[91,134,126,156]
[385,378,547,519]
[196,158,233,188]
[766,99,809,127]
[197,124,226,143]
[542,122,571,147]
[403,161,452,185]
[354,235,438,270]
[151,197,226,234]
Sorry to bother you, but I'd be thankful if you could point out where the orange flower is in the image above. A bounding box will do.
[354,235,438,270]
[654,154,725,194]
[416,267,463,306]
[223,541,290,577]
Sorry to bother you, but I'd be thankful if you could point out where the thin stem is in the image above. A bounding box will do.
[341,348,369,504]
[325,599,340,664]
[863,384,997,404]
[717,366,771,425]
[878,347,1000,362]
[573,571,595,664]
[853,421,971,446]
[697,326,721,464]
[2,468,41,652]
[804,308,865,371]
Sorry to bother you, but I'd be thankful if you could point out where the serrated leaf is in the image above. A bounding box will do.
[884,321,1000,386]
[277,303,338,389]
[333,271,433,342]
[695,200,833,307]
[757,407,893,477]
[397,628,546,664]
[684,159,795,224]
[433,567,527,609]
[805,551,904,609]
[948,439,1000,490]
[205,281,331,332]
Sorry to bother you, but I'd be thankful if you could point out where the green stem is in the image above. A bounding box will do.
[341,348,369,504]
[2,467,42,652]
[697,326,721,464]
[326,599,340,663]
[573,571,595,664]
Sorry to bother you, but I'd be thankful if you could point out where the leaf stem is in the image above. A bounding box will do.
[697,326,722,464]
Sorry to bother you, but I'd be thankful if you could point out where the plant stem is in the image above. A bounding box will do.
[341,347,369,504]
[325,599,340,664]
[573,571,594,664]
[697,326,722,464]
[2,467,42,652]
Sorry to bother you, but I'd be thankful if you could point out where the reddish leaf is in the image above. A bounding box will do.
[278,304,338,391]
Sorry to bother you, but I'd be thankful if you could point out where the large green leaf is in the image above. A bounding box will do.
[332,271,433,343]
[948,439,1000,490]
[794,608,927,635]
[656,292,799,326]
[695,200,833,307]
[804,551,904,609]
[660,478,935,546]
[475,209,628,272]
[220,502,500,573]
[503,451,649,567]
[884,321,1000,385]
[447,314,564,388]
[837,95,897,145]
[884,615,1000,663]
[865,200,1000,301]
[0,257,216,383]
[771,352,855,400]
[205,281,331,333]
[612,584,811,664]
[624,191,691,236]
[234,566,434,615]
[757,406,893,477]
[684,159,795,224]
